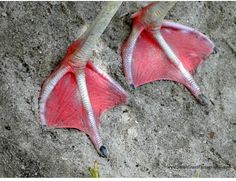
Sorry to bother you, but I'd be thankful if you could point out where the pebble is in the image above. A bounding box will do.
[21,165,25,170]
[121,112,129,123]
[1,12,7,17]
[128,127,138,139]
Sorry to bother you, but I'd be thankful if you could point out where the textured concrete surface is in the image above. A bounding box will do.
[0,1,236,177]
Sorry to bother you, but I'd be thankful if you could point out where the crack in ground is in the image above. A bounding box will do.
[210,147,236,171]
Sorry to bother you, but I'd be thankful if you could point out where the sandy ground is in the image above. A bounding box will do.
[0,1,236,177]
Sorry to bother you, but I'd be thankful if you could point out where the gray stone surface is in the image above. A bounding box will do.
[0,1,236,177]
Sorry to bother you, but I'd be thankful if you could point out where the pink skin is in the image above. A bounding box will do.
[122,2,216,105]
[39,41,128,158]
[39,2,127,157]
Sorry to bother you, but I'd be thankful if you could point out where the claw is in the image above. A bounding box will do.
[122,2,215,104]
[99,145,108,158]
[196,93,209,106]
[213,47,219,54]
[130,84,135,90]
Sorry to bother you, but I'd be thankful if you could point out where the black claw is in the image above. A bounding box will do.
[213,47,219,54]
[99,145,108,158]
[130,84,135,90]
[197,94,208,106]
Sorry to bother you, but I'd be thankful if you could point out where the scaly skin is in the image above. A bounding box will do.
[122,24,144,88]
[68,1,122,157]
[153,30,204,104]
[137,2,176,30]
[123,2,176,88]
[40,2,122,157]
[146,2,207,105]
[124,2,209,105]
[68,2,122,69]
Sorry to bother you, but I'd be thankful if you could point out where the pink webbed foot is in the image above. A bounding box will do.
[122,2,216,105]
[39,40,128,157]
